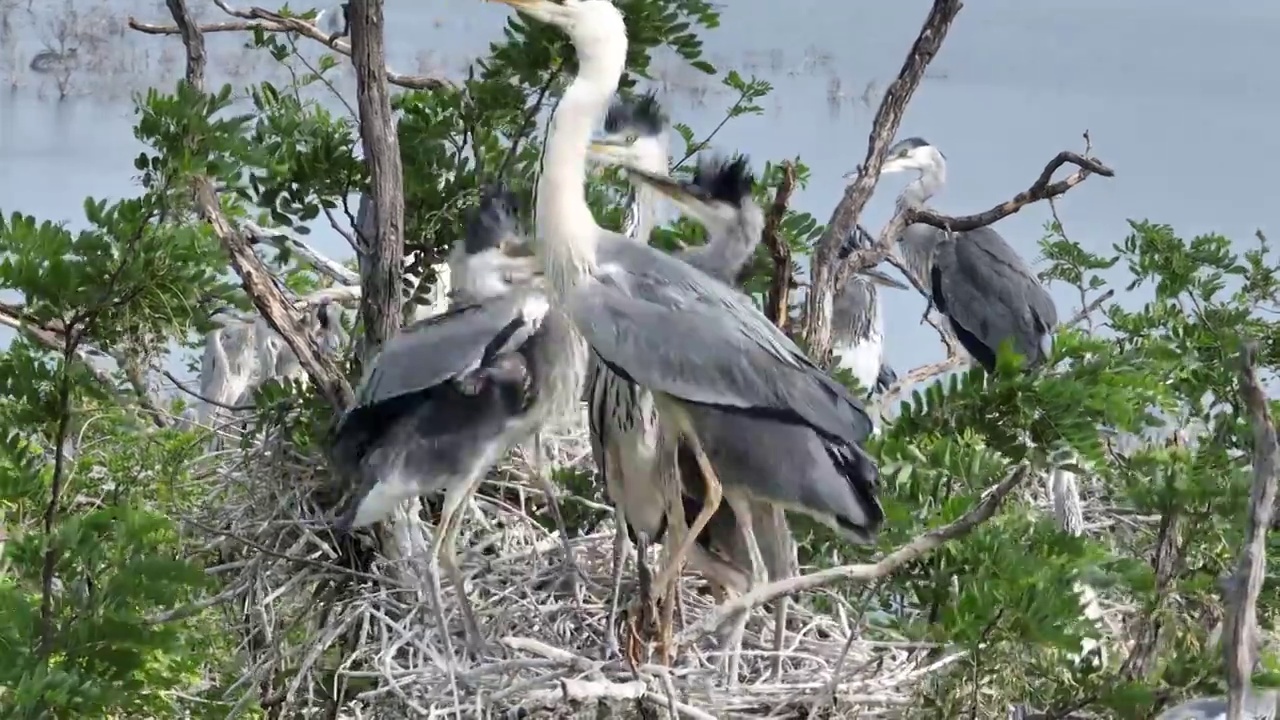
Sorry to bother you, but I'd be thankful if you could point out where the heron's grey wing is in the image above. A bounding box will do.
[588,238,874,445]
[896,223,946,284]
[354,291,547,407]
[685,405,884,542]
[934,229,1058,365]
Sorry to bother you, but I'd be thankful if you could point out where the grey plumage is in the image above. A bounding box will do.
[1155,689,1279,719]
[881,137,1059,372]
[673,154,763,283]
[832,224,907,394]
[327,184,563,657]
[603,90,665,138]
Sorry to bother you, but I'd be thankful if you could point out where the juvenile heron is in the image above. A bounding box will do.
[880,137,1059,372]
[489,0,883,666]
[328,185,575,657]
[833,225,909,395]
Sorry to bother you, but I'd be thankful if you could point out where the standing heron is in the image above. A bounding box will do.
[880,137,1059,372]
[487,0,883,669]
[328,184,576,658]
[833,224,909,396]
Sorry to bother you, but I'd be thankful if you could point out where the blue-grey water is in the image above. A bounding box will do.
[1,0,1277,382]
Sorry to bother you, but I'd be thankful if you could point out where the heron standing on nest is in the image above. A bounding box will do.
[485,0,884,672]
[328,185,577,658]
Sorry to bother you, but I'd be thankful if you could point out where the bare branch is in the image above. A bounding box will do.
[903,151,1115,233]
[348,0,407,363]
[760,161,797,331]
[802,0,963,362]
[242,220,360,286]
[1223,341,1279,718]
[128,3,451,91]
[678,464,1029,643]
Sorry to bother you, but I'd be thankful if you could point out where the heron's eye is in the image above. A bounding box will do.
[625,134,638,144]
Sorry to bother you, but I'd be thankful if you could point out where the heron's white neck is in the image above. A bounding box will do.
[901,152,947,208]
[536,44,626,295]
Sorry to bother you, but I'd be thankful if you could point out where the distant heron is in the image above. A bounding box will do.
[489,0,883,666]
[328,185,575,657]
[833,225,909,395]
[879,137,1059,372]
[29,48,78,74]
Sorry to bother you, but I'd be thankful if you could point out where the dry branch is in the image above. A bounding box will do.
[348,0,407,362]
[1223,341,1280,719]
[161,0,353,411]
[128,2,452,91]
[802,0,962,362]
[677,464,1030,643]
[760,160,797,330]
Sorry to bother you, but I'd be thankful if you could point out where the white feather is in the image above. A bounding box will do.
[834,330,885,391]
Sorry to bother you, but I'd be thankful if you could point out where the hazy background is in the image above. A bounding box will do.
[1,0,1277,380]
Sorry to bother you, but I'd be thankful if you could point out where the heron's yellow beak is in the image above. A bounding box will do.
[858,268,909,290]
[587,141,625,165]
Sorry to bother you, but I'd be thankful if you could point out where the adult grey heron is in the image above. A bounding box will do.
[586,94,760,655]
[880,137,1059,372]
[487,0,883,662]
[328,184,575,657]
[833,224,909,395]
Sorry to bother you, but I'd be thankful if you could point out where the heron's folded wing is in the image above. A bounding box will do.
[566,278,873,446]
[935,230,1058,363]
[353,292,548,407]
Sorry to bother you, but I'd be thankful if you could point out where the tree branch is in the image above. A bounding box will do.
[677,464,1030,643]
[127,2,451,91]
[242,220,360,286]
[1223,341,1279,719]
[760,161,797,331]
[801,0,963,363]
[161,0,353,411]
[348,0,407,364]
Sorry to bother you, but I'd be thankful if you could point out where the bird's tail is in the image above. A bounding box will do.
[824,441,884,544]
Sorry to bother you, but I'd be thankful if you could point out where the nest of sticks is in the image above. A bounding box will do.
[194,409,964,718]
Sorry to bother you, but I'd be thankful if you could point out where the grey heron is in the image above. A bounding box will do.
[328,184,575,657]
[488,0,883,665]
[880,137,1059,372]
[833,225,910,395]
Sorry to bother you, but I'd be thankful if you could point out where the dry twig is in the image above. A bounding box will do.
[760,160,797,330]
[1223,341,1279,718]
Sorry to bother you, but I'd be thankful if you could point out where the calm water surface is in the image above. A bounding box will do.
[1,0,1276,376]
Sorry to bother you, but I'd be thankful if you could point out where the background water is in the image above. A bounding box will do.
[1,0,1277,382]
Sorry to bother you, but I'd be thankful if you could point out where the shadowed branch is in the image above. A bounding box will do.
[760,160,797,331]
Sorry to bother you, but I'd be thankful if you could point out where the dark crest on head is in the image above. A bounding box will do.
[690,154,754,206]
[463,184,522,255]
[838,224,876,259]
[603,91,666,137]
[888,136,945,160]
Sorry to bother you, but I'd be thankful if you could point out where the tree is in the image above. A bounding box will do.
[0,0,1276,717]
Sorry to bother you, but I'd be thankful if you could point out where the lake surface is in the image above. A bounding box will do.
[1,0,1277,379]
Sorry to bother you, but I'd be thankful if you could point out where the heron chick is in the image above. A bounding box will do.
[833,224,909,396]
[328,184,570,658]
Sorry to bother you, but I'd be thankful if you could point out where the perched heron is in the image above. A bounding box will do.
[328,184,576,657]
[833,225,909,395]
[488,0,883,666]
[880,137,1059,372]
[315,2,350,41]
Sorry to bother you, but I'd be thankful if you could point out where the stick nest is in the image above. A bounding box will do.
[195,409,955,718]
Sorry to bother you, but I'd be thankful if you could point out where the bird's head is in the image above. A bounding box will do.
[588,91,669,174]
[462,183,528,258]
[624,153,758,230]
[879,136,946,175]
[486,0,626,51]
[450,184,540,300]
[837,225,909,290]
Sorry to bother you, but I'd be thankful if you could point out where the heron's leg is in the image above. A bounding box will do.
[722,493,763,689]
[436,475,488,659]
[530,430,582,592]
[652,430,721,598]
[603,506,632,660]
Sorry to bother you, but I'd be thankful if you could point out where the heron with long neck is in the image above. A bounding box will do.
[489,0,883,670]
[832,224,909,396]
